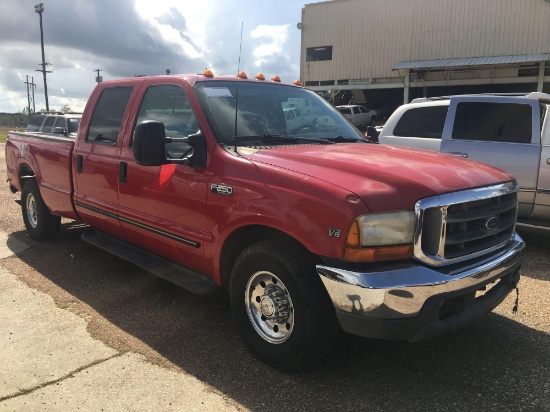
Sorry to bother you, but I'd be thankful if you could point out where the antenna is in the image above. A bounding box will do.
[237,22,243,74]
[234,22,243,153]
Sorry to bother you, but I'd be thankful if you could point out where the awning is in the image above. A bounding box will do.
[393,53,550,70]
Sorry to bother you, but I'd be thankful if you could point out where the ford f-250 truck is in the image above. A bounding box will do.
[5,72,525,371]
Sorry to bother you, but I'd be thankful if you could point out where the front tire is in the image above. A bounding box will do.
[230,239,339,371]
[21,179,61,240]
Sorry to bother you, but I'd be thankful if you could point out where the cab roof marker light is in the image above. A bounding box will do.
[255,73,265,80]
[293,80,302,86]
[237,71,248,79]
[203,70,214,78]
[271,75,281,82]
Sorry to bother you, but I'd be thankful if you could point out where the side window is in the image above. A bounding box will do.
[452,102,532,143]
[135,85,196,157]
[359,106,367,113]
[26,115,44,131]
[353,107,360,114]
[87,86,133,144]
[42,116,56,133]
[53,118,66,134]
[393,106,449,139]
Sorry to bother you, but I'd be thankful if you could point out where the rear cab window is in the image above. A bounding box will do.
[393,105,449,139]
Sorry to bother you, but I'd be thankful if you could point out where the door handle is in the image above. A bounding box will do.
[76,155,83,173]
[546,158,550,165]
[119,162,128,184]
[445,152,468,158]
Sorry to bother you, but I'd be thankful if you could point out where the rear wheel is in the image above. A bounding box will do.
[21,179,61,240]
[230,239,339,371]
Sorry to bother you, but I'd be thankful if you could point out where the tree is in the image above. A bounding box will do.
[60,104,72,113]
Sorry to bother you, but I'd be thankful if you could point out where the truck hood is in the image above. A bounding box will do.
[244,143,514,212]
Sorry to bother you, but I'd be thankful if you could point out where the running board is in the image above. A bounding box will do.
[81,229,218,295]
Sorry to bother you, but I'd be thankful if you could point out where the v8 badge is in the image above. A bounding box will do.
[328,228,341,238]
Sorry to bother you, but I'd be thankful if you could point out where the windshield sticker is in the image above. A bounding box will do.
[203,87,233,98]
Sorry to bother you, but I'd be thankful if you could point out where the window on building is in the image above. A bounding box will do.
[306,46,333,62]
[452,102,532,144]
[87,86,133,144]
[393,106,449,139]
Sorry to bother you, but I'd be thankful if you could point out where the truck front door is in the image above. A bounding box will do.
[441,96,542,218]
[117,82,209,271]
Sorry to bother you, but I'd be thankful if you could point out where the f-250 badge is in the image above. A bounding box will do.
[211,184,233,196]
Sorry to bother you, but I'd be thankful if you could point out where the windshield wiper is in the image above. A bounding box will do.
[234,134,333,145]
[321,135,365,143]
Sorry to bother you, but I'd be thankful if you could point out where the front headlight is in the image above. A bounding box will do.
[343,211,415,263]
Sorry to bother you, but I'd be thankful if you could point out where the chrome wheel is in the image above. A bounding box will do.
[26,193,38,228]
[245,271,294,344]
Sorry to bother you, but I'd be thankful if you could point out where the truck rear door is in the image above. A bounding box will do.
[73,83,141,237]
[441,96,541,217]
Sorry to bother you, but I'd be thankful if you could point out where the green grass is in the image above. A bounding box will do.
[0,127,13,143]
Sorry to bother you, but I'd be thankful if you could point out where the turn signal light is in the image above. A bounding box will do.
[343,244,413,263]
[271,75,281,82]
[237,71,248,79]
[255,73,265,80]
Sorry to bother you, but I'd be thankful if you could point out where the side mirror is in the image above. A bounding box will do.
[365,126,379,143]
[133,120,207,168]
[134,121,168,166]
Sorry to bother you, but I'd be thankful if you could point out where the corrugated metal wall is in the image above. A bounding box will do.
[301,0,550,82]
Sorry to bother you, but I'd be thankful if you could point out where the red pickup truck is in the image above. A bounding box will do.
[5,72,525,371]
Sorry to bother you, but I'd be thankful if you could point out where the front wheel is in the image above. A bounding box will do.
[21,179,61,240]
[230,240,340,371]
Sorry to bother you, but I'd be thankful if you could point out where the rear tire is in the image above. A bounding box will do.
[21,179,61,240]
[230,239,340,372]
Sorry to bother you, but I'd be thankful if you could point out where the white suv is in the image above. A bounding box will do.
[378,98,449,150]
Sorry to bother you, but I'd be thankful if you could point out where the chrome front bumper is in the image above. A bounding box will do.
[317,234,525,341]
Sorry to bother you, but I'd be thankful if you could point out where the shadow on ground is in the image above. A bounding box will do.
[4,223,549,411]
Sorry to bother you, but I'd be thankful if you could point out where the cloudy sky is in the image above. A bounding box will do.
[0,0,308,113]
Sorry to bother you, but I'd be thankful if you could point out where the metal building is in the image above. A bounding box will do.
[299,0,550,117]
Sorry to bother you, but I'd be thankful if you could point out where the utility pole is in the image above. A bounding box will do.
[24,76,36,119]
[94,68,103,84]
[31,76,36,113]
[34,3,52,111]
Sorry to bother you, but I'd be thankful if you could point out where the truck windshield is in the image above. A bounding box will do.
[195,81,364,146]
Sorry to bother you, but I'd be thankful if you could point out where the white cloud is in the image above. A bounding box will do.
[250,24,290,66]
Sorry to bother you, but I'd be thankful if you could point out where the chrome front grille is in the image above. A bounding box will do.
[414,182,519,266]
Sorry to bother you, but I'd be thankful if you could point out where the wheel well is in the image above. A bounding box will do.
[18,164,36,189]
[219,225,315,289]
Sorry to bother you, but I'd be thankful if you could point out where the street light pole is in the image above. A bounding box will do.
[34,3,51,111]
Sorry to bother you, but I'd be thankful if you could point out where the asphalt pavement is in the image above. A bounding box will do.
[0,143,549,411]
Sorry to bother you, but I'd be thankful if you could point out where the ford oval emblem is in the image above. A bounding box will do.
[484,216,499,230]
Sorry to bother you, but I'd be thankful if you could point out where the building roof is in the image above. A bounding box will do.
[392,54,550,70]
